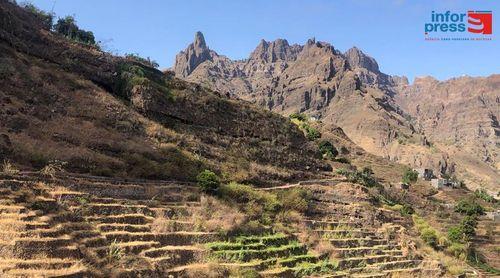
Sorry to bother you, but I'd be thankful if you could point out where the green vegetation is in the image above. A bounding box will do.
[289,113,307,122]
[125,53,159,68]
[302,123,321,141]
[54,16,97,46]
[115,62,172,100]
[402,168,418,184]
[318,140,338,159]
[289,113,321,141]
[454,198,485,216]
[207,233,339,276]
[413,215,446,250]
[197,170,221,193]
[474,189,496,203]
[336,167,377,187]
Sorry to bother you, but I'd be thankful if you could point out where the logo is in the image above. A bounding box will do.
[424,10,493,40]
[468,11,492,34]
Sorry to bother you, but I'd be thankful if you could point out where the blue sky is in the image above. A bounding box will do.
[30,0,499,82]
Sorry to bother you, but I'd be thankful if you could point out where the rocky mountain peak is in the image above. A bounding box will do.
[249,38,300,63]
[193,31,207,49]
[173,31,212,77]
[345,47,379,73]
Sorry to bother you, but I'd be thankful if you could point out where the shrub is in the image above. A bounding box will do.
[54,16,96,45]
[474,189,495,203]
[402,168,418,184]
[446,242,468,260]
[318,140,338,159]
[302,123,321,141]
[337,168,377,187]
[459,215,478,240]
[218,182,281,226]
[289,113,307,121]
[400,204,414,216]
[454,199,485,216]
[279,188,312,213]
[420,227,438,248]
[447,226,464,243]
[1,160,19,175]
[196,170,220,193]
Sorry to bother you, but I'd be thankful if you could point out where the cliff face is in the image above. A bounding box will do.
[394,75,500,190]
[173,32,499,192]
[0,2,328,184]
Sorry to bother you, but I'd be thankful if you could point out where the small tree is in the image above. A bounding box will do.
[196,170,220,194]
[54,16,96,45]
[402,168,418,184]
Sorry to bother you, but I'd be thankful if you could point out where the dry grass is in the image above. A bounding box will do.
[192,196,245,233]
[1,160,19,175]
[151,214,180,233]
[183,263,228,278]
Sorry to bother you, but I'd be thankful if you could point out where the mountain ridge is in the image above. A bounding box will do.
[172,32,499,193]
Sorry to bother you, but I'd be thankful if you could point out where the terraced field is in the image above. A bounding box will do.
[0,174,449,277]
[0,174,220,277]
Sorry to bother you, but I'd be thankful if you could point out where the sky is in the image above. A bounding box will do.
[30,0,499,82]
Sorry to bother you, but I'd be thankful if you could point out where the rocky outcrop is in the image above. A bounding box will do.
[345,47,379,73]
[173,32,212,77]
[394,75,500,192]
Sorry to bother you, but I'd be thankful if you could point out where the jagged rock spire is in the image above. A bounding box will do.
[173,31,212,77]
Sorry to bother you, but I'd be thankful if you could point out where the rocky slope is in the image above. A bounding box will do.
[0,1,328,185]
[172,32,499,193]
[394,75,500,192]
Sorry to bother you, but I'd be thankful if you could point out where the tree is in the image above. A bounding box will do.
[402,168,418,184]
[54,16,96,45]
[454,198,485,216]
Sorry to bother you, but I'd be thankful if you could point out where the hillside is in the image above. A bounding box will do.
[0,0,329,185]
[0,1,499,277]
[172,32,499,193]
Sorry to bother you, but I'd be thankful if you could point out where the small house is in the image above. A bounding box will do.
[415,168,433,181]
[431,178,445,189]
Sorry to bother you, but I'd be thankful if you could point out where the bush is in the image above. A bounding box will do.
[318,140,338,159]
[460,215,478,240]
[278,188,312,213]
[448,226,464,243]
[474,189,495,203]
[454,199,485,216]
[337,168,377,187]
[302,123,321,141]
[402,168,418,184]
[196,170,220,193]
[289,113,307,122]
[420,227,438,248]
[400,204,414,216]
[446,242,468,260]
[54,16,96,45]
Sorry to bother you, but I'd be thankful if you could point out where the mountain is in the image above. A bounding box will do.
[172,32,499,193]
[0,3,328,185]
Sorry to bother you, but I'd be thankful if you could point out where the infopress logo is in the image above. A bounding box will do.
[425,10,493,41]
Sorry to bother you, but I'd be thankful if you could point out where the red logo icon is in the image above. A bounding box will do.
[468,11,492,34]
